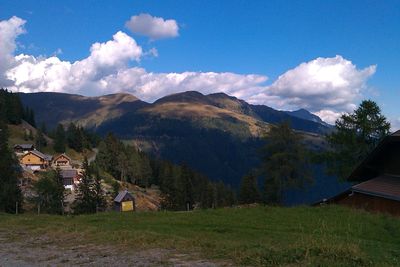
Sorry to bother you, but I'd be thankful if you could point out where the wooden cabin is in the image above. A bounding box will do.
[14,144,35,154]
[60,169,80,190]
[20,150,52,171]
[318,131,400,216]
[114,190,135,212]
[52,154,72,168]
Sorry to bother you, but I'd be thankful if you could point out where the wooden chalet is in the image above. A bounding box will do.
[14,144,35,154]
[52,153,72,168]
[60,169,80,190]
[319,131,400,216]
[114,190,135,212]
[20,150,52,171]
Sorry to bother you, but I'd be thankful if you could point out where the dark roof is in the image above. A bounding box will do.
[114,190,134,203]
[30,150,52,161]
[351,175,400,201]
[60,169,77,179]
[348,131,400,181]
[14,144,34,149]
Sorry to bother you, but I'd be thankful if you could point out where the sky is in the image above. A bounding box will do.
[0,0,399,125]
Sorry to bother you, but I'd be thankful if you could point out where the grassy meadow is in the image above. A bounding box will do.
[1,206,400,266]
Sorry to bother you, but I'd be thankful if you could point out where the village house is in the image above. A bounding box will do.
[318,131,400,216]
[20,150,52,171]
[52,153,72,169]
[14,144,35,154]
[60,169,81,190]
[114,190,135,212]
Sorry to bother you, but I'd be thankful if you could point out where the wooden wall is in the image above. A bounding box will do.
[337,192,400,216]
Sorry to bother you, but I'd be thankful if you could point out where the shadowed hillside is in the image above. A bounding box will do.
[20,91,333,192]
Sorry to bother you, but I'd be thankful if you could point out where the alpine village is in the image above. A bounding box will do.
[1,3,400,266]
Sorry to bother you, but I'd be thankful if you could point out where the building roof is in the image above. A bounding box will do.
[60,169,78,179]
[14,144,34,149]
[351,175,400,201]
[114,190,134,203]
[30,150,53,161]
[348,131,400,181]
[53,153,71,162]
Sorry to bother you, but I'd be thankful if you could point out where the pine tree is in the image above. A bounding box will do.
[325,100,391,180]
[0,119,22,213]
[53,124,66,153]
[35,128,47,151]
[238,173,260,204]
[261,122,312,205]
[73,157,96,214]
[33,169,65,214]
[92,164,106,212]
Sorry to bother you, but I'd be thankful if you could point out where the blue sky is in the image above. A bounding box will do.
[0,0,399,125]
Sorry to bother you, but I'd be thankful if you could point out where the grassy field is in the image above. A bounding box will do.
[1,206,400,266]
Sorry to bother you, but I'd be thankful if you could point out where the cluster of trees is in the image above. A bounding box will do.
[52,123,99,153]
[33,169,65,214]
[238,122,312,205]
[96,133,235,210]
[73,158,106,214]
[34,158,106,215]
[0,89,35,126]
[238,100,391,206]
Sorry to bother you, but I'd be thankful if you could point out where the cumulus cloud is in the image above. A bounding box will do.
[4,29,143,94]
[0,16,378,125]
[0,16,26,86]
[263,56,376,123]
[125,13,179,40]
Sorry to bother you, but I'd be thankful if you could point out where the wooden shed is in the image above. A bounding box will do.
[114,190,135,212]
[318,131,400,216]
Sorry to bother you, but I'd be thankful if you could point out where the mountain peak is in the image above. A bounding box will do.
[286,108,330,126]
[154,91,211,105]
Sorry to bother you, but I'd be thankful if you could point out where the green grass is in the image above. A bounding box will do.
[1,206,400,266]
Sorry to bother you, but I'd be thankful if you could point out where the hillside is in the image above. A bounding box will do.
[7,122,162,212]
[20,91,336,196]
[1,206,400,266]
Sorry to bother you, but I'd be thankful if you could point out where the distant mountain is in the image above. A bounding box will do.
[286,109,332,127]
[20,91,330,188]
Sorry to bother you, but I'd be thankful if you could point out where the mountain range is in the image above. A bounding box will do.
[20,91,332,190]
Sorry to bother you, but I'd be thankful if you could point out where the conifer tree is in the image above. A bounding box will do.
[92,164,106,212]
[261,122,312,205]
[34,168,65,214]
[0,119,22,213]
[53,124,66,153]
[35,128,47,151]
[73,157,96,214]
[238,173,261,204]
[325,100,390,180]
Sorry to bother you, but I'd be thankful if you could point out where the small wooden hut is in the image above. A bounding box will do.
[114,190,135,212]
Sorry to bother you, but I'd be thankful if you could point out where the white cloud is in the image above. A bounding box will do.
[0,17,379,125]
[260,56,376,123]
[0,16,26,86]
[125,13,179,40]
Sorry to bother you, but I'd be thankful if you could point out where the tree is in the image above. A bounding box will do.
[325,100,390,180]
[73,157,96,214]
[35,129,47,151]
[33,169,65,214]
[238,173,260,204]
[53,124,66,153]
[92,164,106,212]
[261,122,312,205]
[0,119,22,213]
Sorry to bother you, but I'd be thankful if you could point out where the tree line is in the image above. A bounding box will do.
[95,133,236,210]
